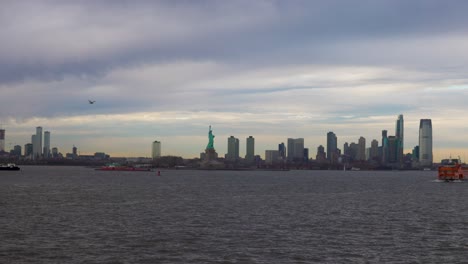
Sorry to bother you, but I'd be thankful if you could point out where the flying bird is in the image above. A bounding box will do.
[88,100,96,104]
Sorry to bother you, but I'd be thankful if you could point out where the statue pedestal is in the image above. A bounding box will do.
[204,148,218,161]
[200,148,222,169]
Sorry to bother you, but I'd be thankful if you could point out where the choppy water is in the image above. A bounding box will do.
[0,166,467,263]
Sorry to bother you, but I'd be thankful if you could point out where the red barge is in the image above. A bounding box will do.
[438,158,465,181]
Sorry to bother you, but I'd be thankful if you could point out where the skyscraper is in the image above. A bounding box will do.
[419,119,433,167]
[395,114,404,163]
[43,131,50,158]
[152,140,161,159]
[287,138,304,162]
[245,136,255,161]
[370,139,379,161]
[0,129,5,152]
[357,136,366,161]
[226,136,239,161]
[327,132,337,162]
[388,136,398,163]
[24,143,33,158]
[381,130,388,164]
[278,142,286,160]
[34,126,43,158]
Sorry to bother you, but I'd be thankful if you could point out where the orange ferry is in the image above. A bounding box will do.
[438,158,465,181]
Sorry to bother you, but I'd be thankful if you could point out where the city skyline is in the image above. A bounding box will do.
[1,116,436,164]
[1,1,468,161]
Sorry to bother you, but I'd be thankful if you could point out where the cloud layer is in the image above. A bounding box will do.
[1,0,468,160]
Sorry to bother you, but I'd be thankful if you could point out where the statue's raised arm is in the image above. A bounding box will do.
[206,125,215,149]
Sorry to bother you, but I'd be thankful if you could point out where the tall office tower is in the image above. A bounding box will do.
[395,114,404,163]
[226,136,240,161]
[387,136,398,163]
[24,143,33,158]
[381,130,388,164]
[370,139,379,161]
[245,136,255,161]
[43,131,50,158]
[31,134,37,159]
[412,146,420,160]
[34,126,43,158]
[303,148,309,161]
[287,138,304,161]
[278,143,286,160]
[152,140,161,159]
[0,129,5,152]
[419,119,433,167]
[327,132,337,162]
[357,136,366,161]
[72,145,77,156]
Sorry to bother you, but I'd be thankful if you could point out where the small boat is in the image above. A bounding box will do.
[0,163,20,171]
[96,163,151,172]
[438,158,465,182]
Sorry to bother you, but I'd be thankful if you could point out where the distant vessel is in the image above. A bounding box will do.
[0,163,20,171]
[438,158,465,182]
[96,163,151,172]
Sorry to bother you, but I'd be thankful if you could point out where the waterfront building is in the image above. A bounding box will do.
[278,143,286,160]
[287,138,304,162]
[327,132,337,162]
[303,148,309,162]
[24,143,33,158]
[419,119,433,167]
[370,139,379,161]
[33,126,43,159]
[0,129,4,152]
[381,130,389,164]
[245,136,255,161]
[316,145,326,163]
[265,150,280,165]
[226,136,239,161]
[395,114,404,163]
[152,140,161,159]
[357,136,366,161]
[43,131,50,158]
[388,136,398,163]
[12,145,21,156]
[349,142,358,161]
[52,147,59,158]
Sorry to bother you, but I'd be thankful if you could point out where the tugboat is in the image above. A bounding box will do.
[438,158,465,182]
[0,163,20,171]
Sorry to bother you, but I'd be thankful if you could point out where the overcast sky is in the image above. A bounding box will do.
[2,0,468,160]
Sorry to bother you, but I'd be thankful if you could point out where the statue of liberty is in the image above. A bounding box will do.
[206,125,215,149]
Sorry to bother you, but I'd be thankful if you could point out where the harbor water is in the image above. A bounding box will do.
[1,166,467,263]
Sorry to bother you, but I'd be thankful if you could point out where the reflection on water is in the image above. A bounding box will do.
[1,166,467,263]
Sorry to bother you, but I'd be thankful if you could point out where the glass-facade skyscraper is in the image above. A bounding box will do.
[327,132,337,162]
[287,138,304,162]
[419,119,433,167]
[152,140,161,159]
[395,114,404,164]
[245,136,255,161]
[227,136,239,161]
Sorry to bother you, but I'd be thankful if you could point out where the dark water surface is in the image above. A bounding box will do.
[1,166,467,263]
